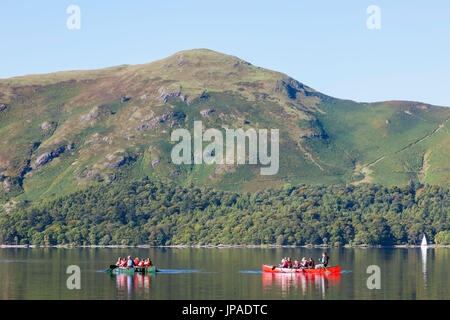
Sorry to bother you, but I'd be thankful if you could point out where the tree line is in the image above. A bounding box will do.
[0,178,448,246]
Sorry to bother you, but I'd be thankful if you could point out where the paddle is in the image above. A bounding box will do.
[105,264,119,272]
[316,257,329,272]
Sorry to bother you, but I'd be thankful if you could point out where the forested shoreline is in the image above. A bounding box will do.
[0,178,448,246]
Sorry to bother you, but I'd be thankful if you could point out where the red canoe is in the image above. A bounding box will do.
[262,264,341,273]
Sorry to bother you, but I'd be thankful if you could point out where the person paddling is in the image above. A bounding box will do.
[293,259,301,268]
[126,256,134,268]
[278,258,288,268]
[316,252,329,268]
[286,257,293,268]
[308,258,315,269]
[300,257,308,269]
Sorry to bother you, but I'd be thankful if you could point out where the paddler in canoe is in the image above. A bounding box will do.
[278,258,288,268]
[315,252,329,269]
[126,256,134,267]
[300,257,308,269]
[120,256,152,268]
[286,257,293,268]
[263,252,340,273]
[116,257,124,266]
[108,256,156,273]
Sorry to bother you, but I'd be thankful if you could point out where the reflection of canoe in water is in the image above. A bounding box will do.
[262,271,341,297]
[106,266,157,274]
[262,264,340,273]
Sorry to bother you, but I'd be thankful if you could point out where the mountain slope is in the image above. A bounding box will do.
[0,49,449,202]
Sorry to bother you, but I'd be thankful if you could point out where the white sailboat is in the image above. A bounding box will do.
[421,234,428,247]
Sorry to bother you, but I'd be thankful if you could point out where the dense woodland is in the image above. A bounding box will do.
[0,178,448,246]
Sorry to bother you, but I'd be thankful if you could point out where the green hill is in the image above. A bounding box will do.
[0,49,449,203]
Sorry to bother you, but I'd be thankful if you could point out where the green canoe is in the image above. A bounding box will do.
[106,266,157,274]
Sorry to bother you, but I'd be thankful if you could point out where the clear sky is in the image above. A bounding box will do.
[1,0,449,106]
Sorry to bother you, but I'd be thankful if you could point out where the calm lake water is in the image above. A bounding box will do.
[0,247,448,300]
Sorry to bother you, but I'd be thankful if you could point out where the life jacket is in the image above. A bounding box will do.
[139,261,145,267]
[134,259,139,265]
[287,261,293,268]
[301,260,308,267]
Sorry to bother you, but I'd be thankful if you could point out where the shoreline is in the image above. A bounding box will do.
[1,244,448,249]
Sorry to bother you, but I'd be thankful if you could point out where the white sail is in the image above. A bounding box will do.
[421,234,427,247]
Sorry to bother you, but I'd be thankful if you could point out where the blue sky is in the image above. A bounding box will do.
[1,0,449,106]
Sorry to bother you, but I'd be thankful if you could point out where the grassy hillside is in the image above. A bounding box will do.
[0,49,449,204]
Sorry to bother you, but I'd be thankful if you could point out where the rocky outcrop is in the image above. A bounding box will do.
[157,87,187,103]
[80,105,113,122]
[214,164,236,174]
[274,79,311,100]
[134,112,172,131]
[120,95,131,102]
[151,158,160,168]
[40,121,58,132]
[81,106,100,121]
[35,152,54,169]
[134,112,185,131]
[177,54,188,67]
[40,122,52,130]
[103,136,112,144]
[200,108,215,117]
[105,156,127,169]
[34,144,73,169]
[299,132,324,139]
[1,175,11,192]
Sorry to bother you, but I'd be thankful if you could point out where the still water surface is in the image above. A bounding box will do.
[0,247,448,299]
